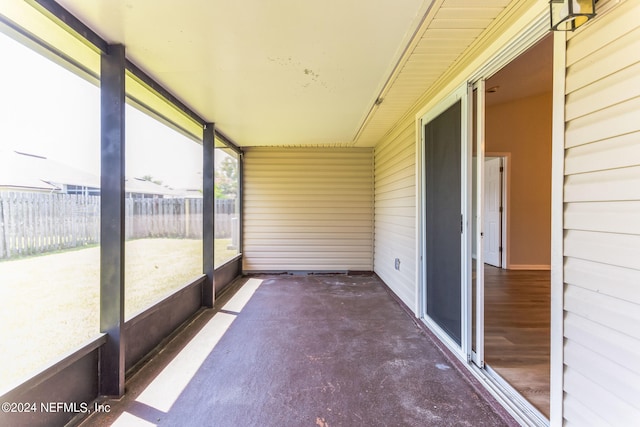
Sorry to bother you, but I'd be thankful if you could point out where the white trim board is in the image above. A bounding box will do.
[549,30,566,427]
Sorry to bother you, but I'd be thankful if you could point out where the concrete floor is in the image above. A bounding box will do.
[81,274,517,427]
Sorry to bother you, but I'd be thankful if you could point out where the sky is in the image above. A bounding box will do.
[0,30,203,190]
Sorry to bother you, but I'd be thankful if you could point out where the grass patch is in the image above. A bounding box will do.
[0,238,239,392]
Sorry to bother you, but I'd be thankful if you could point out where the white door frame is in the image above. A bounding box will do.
[468,32,556,427]
[471,79,485,368]
[417,83,470,359]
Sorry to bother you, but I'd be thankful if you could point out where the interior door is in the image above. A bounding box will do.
[424,100,462,345]
[483,157,502,267]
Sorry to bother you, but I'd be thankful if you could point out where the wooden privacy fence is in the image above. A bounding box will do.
[215,198,236,239]
[125,197,203,240]
[0,192,236,260]
[0,191,100,259]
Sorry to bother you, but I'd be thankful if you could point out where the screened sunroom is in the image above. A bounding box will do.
[2,1,639,426]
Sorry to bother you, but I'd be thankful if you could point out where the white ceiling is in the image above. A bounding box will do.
[55,0,518,147]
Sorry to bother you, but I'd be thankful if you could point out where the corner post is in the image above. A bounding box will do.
[100,44,126,397]
[203,123,215,307]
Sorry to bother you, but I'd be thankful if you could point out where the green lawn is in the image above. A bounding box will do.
[0,238,238,392]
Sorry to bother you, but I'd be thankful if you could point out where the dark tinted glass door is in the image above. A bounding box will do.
[424,100,462,345]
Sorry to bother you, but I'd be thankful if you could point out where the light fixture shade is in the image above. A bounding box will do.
[550,0,596,31]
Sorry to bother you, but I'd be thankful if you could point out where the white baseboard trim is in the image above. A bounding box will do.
[507,264,551,271]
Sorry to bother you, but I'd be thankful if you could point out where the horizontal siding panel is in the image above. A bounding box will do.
[565,339,640,408]
[566,0,640,67]
[245,213,372,221]
[238,191,371,198]
[564,229,640,270]
[375,219,415,232]
[241,204,372,213]
[565,96,640,148]
[375,206,416,218]
[243,172,372,182]
[376,144,414,168]
[374,196,416,209]
[374,115,416,310]
[245,154,373,162]
[565,132,640,175]
[245,239,372,247]
[242,193,372,203]
[565,312,640,377]
[243,171,373,180]
[375,123,413,154]
[563,393,610,427]
[245,161,373,170]
[564,366,639,426]
[245,220,373,229]
[375,217,416,232]
[245,244,372,252]
[244,225,372,233]
[244,166,373,174]
[563,2,640,423]
[374,227,415,240]
[564,201,640,235]
[244,148,370,158]
[375,174,416,194]
[565,257,640,305]
[566,61,640,121]
[375,162,415,183]
[243,193,372,201]
[376,186,416,200]
[375,215,415,226]
[245,232,369,240]
[243,148,373,272]
[375,146,415,176]
[243,253,374,261]
[565,284,640,340]
[374,229,415,249]
[564,165,640,202]
[565,26,640,94]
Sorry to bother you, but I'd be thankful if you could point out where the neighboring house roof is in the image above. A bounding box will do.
[125,177,182,197]
[1,149,100,191]
[0,150,189,197]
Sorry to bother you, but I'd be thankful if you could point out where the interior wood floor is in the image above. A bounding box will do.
[483,265,550,418]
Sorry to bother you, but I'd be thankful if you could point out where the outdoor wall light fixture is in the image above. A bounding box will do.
[549,0,596,31]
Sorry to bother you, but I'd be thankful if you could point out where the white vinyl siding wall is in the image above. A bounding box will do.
[242,147,374,272]
[563,0,640,424]
[373,120,417,308]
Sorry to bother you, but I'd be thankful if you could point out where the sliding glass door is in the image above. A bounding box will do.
[422,97,464,346]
